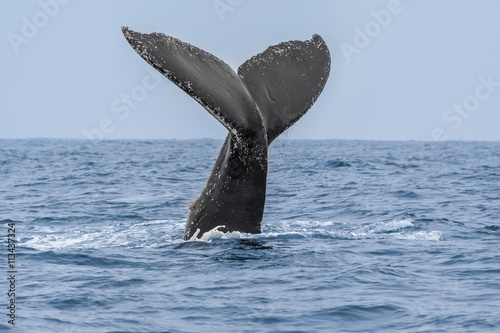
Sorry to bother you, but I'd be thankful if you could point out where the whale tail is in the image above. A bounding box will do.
[121,27,330,143]
[122,27,331,239]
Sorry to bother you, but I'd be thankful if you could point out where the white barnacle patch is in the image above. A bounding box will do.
[274,48,285,55]
[123,29,132,40]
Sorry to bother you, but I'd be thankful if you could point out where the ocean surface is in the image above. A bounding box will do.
[1,138,499,332]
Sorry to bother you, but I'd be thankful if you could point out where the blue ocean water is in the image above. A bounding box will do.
[1,138,499,332]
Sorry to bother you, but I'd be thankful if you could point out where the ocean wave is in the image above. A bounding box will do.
[20,217,443,250]
[4,139,499,332]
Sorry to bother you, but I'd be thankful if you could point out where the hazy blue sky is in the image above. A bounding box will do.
[2,0,499,141]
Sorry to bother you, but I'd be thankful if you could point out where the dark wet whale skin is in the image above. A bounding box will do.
[122,27,330,239]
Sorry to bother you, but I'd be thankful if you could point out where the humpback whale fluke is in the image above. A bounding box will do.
[121,27,331,240]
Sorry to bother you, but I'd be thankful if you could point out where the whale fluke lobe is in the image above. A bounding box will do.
[121,26,262,138]
[238,34,331,143]
[121,26,331,240]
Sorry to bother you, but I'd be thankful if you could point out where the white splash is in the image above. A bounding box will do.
[21,220,185,251]
[262,218,442,242]
[21,217,442,251]
[368,218,415,233]
[395,230,443,241]
[186,225,251,242]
